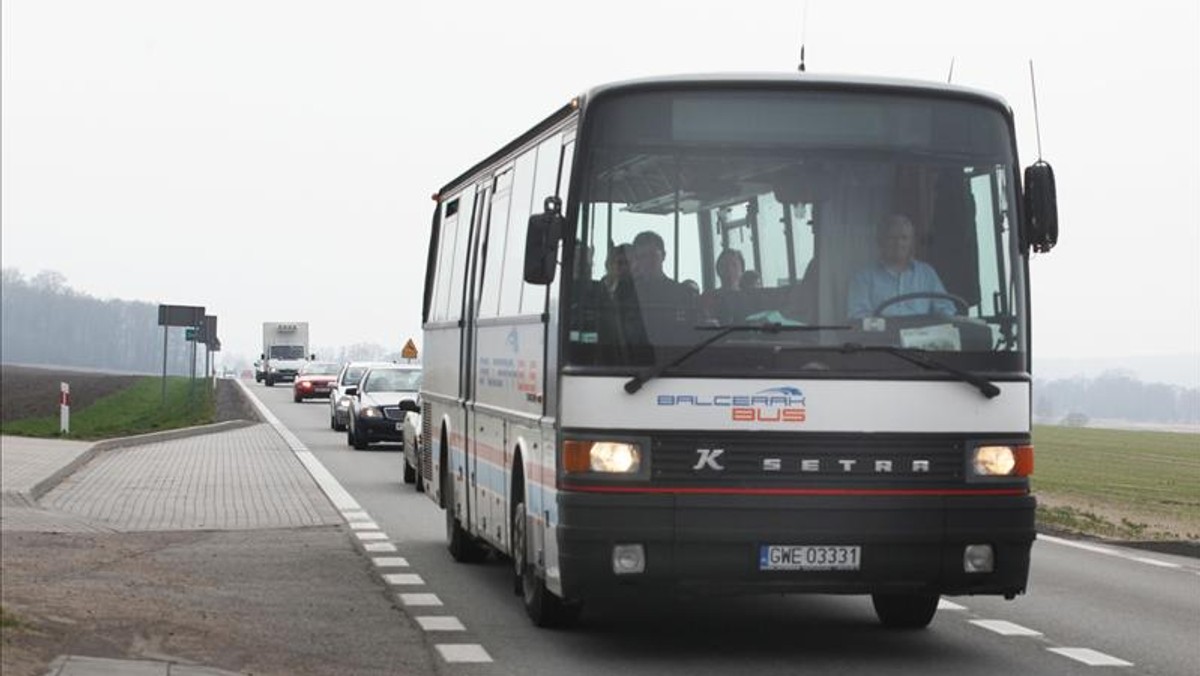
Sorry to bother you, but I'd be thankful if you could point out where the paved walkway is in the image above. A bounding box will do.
[44,655,241,676]
[42,424,340,531]
[0,435,94,504]
[1,424,360,675]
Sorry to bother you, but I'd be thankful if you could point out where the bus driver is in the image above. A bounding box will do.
[847,214,956,319]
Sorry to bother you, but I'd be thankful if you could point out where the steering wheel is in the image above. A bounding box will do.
[872,292,969,317]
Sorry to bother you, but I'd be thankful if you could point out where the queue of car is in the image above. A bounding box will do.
[262,358,424,488]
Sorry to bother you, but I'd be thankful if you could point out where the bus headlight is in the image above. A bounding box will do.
[564,440,642,474]
[971,445,1033,477]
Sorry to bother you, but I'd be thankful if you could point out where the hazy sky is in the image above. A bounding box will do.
[3,0,1198,367]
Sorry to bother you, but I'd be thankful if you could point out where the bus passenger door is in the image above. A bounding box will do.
[463,182,490,536]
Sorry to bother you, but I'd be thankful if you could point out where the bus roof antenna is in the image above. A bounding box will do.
[797,1,809,72]
[1029,59,1044,161]
[947,57,955,83]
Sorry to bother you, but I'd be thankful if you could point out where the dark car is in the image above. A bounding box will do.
[293,361,341,402]
[345,365,422,450]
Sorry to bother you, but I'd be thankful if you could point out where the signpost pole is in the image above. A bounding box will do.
[162,326,169,404]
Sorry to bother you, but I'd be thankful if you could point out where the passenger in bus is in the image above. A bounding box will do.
[701,248,746,324]
[740,269,762,289]
[847,214,956,319]
[601,243,632,298]
[614,231,698,361]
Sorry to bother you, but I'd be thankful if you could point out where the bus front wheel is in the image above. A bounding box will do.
[871,593,939,629]
[513,496,580,628]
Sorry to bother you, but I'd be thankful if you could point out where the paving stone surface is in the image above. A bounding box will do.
[40,424,340,531]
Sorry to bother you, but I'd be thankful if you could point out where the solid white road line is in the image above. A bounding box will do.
[937,599,968,611]
[372,557,409,568]
[399,593,443,607]
[1039,534,1182,570]
[1047,647,1134,667]
[416,616,466,631]
[355,531,389,541]
[364,542,397,553]
[436,644,493,663]
[236,380,363,512]
[384,573,425,585]
[969,619,1043,636]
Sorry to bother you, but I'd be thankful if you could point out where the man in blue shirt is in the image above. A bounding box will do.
[847,215,956,319]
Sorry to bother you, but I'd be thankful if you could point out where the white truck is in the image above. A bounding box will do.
[261,322,310,386]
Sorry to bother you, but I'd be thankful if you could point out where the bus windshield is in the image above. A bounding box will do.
[566,88,1027,376]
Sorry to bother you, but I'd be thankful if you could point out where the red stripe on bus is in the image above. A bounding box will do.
[559,484,1026,497]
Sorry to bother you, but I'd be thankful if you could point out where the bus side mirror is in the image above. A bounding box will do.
[1023,161,1058,253]
[524,196,564,285]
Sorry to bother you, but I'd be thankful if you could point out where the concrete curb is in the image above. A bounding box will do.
[27,419,257,501]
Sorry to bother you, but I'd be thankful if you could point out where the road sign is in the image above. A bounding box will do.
[401,339,419,360]
[158,304,205,328]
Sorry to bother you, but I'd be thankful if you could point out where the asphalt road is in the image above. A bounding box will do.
[249,381,1200,676]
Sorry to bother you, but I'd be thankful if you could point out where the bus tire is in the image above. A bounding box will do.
[444,456,486,563]
[513,494,580,628]
[871,593,939,629]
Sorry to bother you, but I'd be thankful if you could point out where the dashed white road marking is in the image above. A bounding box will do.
[969,619,1043,636]
[937,598,967,611]
[239,383,495,665]
[416,616,466,631]
[399,593,443,607]
[1039,534,1183,570]
[436,644,493,663]
[1048,647,1134,667]
[372,557,409,568]
[384,573,425,585]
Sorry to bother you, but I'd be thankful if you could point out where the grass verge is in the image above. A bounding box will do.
[0,605,21,629]
[0,376,215,440]
[1032,424,1200,541]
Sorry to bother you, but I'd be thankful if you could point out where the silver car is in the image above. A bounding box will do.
[329,361,391,431]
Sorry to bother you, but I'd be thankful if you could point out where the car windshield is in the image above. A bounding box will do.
[269,345,306,359]
[565,88,1026,376]
[341,366,369,385]
[363,369,422,393]
[300,362,340,376]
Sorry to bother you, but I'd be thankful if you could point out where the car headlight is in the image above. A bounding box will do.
[971,444,1033,477]
[270,367,278,372]
[564,440,642,474]
[362,406,381,418]
[336,396,351,408]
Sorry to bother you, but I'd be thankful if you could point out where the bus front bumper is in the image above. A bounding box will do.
[555,492,1034,601]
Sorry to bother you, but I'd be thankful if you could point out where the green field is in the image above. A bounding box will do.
[1032,425,1200,540]
[0,376,214,440]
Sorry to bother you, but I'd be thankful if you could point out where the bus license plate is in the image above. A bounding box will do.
[759,545,861,571]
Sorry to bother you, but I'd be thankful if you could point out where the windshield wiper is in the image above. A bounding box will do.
[782,342,1001,399]
[623,323,850,394]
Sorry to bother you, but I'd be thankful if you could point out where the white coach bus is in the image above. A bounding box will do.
[419,73,1058,628]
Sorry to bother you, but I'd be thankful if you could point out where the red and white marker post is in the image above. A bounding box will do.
[60,382,71,435]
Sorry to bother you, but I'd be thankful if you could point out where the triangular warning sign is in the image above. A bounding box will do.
[401,339,419,360]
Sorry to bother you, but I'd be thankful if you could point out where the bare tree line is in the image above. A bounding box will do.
[2,268,201,375]
[1036,370,1200,425]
